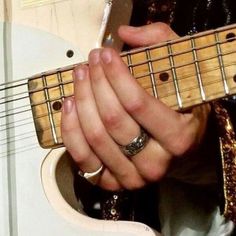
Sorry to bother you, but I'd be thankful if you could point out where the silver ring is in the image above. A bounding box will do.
[78,165,104,185]
[119,128,149,157]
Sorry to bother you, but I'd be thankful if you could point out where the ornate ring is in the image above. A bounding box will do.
[119,128,149,157]
[78,165,104,185]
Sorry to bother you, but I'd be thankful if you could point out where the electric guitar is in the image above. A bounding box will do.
[31,22,236,235]
[1,1,236,236]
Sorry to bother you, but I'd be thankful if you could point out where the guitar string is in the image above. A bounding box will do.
[1,40,236,114]
[0,29,235,94]
[0,144,42,159]
[0,61,235,151]
[1,53,236,125]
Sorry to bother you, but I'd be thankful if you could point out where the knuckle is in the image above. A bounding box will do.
[86,127,105,146]
[100,179,122,192]
[70,147,91,165]
[119,174,145,190]
[102,110,122,129]
[125,97,146,115]
[140,164,164,182]
[124,180,145,190]
[156,22,171,33]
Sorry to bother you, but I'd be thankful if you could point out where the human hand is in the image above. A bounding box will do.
[61,23,211,191]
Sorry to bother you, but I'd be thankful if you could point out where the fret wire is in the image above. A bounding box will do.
[42,76,58,144]
[29,59,236,108]
[214,32,229,95]
[26,41,235,97]
[28,79,72,95]
[190,37,206,101]
[134,48,234,80]
[40,75,235,133]
[122,37,235,70]
[145,49,158,98]
[4,24,233,92]
[24,36,235,96]
[30,64,236,125]
[127,53,134,75]
[167,43,183,109]
[57,72,65,100]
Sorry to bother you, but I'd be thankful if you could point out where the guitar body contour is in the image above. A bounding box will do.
[0,1,158,235]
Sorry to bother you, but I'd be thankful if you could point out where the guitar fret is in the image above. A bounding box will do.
[145,49,158,98]
[42,76,58,144]
[167,43,183,109]
[127,53,134,75]
[214,31,230,95]
[190,37,206,101]
[57,72,65,99]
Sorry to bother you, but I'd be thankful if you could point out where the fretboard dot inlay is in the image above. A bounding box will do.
[159,72,169,82]
[52,101,62,111]
[226,32,236,42]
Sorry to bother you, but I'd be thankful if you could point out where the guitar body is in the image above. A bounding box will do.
[0,1,158,235]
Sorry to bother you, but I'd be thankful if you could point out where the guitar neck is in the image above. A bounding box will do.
[28,23,236,149]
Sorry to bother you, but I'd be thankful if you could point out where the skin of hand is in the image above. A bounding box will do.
[61,22,211,191]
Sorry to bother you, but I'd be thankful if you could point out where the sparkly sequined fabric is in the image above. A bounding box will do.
[213,101,236,223]
[131,0,236,35]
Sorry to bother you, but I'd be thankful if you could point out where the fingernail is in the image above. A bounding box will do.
[101,49,112,64]
[63,98,73,113]
[73,66,85,81]
[89,49,100,65]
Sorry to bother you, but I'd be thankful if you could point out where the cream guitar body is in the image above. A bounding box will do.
[0,1,158,235]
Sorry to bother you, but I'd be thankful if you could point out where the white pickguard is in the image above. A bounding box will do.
[0,0,160,235]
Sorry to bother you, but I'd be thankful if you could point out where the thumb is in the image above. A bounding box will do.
[118,22,178,47]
